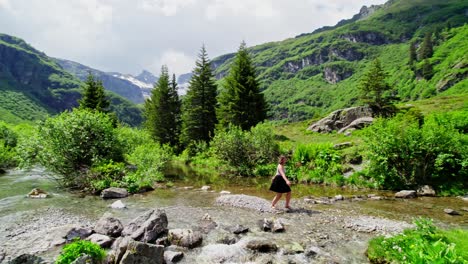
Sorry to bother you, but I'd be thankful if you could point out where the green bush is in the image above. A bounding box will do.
[0,122,19,169]
[367,218,468,264]
[36,109,124,188]
[125,143,173,192]
[55,239,106,264]
[116,126,152,154]
[89,160,126,193]
[363,112,467,193]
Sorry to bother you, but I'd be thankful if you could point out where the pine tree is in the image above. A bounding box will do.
[217,41,268,130]
[180,45,218,145]
[419,32,433,60]
[422,59,433,80]
[79,73,110,112]
[145,65,181,148]
[409,41,417,65]
[360,59,396,116]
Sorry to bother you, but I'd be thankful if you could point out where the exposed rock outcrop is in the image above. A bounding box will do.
[307,106,373,133]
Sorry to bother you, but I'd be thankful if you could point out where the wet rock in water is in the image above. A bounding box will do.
[444,209,461,215]
[220,190,231,194]
[201,185,211,191]
[27,188,49,199]
[110,200,127,209]
[395,190,417,199]
[94,216,123,237]
[334,195,344,201]
[216,194,274,213]
[246,240,278,253]
[217,235,238,245]
[229,224,249,234]
[168,229,203,249]
[164,251,184,263]
[8,254,44,264]
[198,213,217,234]
[100,187,128,199]
[87,233,114,248]
[272,219,285,233]
[65,227,93,242]
[417,185,436,196]
[122,209,168,243]
[283,242,304,255]
[119,240,164,264]
[369,196,383,200]
[197,243,248,263]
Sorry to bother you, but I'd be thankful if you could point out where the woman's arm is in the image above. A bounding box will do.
[278,164,291,186]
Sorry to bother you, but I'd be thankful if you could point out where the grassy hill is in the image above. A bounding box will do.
[0,34,143,126]
[212,0,468,121]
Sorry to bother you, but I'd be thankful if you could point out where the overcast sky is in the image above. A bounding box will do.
[0,0,387,76]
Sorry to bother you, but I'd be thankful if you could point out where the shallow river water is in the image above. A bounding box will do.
[0,167,466,263]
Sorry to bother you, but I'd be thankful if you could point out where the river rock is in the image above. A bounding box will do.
[217,235,237,245]
[164,251,184,263]
[395,190,417,199]
[107,236,133,264]
[229,224,249,234]
[120,240,164,264]
[272,219,285,232]
[168,229,203,249]
[283,242,304,255]
[417,185,436,196]
[444,209,461,215]
[334,195,344,200]
[122,209,168,243]
[246,240,278,252]
[201,185,211,191]
[8,254,44,264]
[198,215,217,234]
[101,187,128,199]
[110,200,127,209]
[216,194,274,213]
[27,188,49,199]
[196,243,246,263]
[220,190,231,194]
[461,207,468,212]
[87,233,114,248]
[260,218,272,231]
[95,216,123,237]
[65,227,94,242]
[71,254,94,264]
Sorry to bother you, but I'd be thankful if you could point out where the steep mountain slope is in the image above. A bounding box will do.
[55,58,149,104]
[0,34,143,126]
[212,0,468,121]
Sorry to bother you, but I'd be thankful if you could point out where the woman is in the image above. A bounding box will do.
[269,155,291,209]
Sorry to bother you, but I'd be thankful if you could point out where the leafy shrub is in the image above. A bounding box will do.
[0,122,19,169]
[125,143,173,192]
[36,109,124,188]
[116,126,152,154]
[55,239,106,264]
[89,160,126,193]
[363,112,467,193]
[367,218,468,264]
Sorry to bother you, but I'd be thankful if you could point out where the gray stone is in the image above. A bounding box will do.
[168,229,203,249]
[246,240,278,253]
[220,190,231,194]
[307,106,373,133]
[229,225,249,234]
[444,209,461,215]
[120,241,164,264]
[100,187,128,199]
[122,209,168,243]
[201,186,211,191]
[217,235,237,245]
[27,188,49,199]
[164,251,184,263]
[8,254,44,264]
[70,254,94,264]
[64,227,94,242]
[417,185,436,196]
[87,233,113,248]
[395,190,417,199]
[338,117,374,133]
[333,142,352,150]
[110,200,126,209]
[94,216,123,237]
[461,207,468,212]
[334,195,344,200]
[107,236,133,264]
[216,194,275,213]
[272,219,285,233]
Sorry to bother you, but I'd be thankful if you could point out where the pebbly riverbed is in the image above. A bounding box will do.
[0,168,467,263]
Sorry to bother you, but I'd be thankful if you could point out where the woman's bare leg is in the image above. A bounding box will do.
[271,193,282,208]
[285,192,291,208]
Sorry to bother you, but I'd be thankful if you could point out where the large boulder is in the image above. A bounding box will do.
[246,240,278,253]
[87,233,114,248]
[8,254,44,264]
[122,209,168,243]
[168,229,203,249]
[64,227,94,242]
[94,216,124,237]
[107,236,133,264]
[395,190,417,199]
[337,117,374,133]
[101,187,129,199]
[307,106,373,133]
[119,240,164,264]
[417,185,436,197]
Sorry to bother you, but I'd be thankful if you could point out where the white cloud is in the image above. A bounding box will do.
[139,0,197,16]
[205,0,276,20]
[0,0,13,12]
[151,50,195,77]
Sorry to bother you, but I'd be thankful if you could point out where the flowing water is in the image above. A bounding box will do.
[0,167,466,263]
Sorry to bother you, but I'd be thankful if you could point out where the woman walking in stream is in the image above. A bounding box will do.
[269,155,291,209]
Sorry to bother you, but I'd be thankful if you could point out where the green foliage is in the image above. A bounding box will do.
[181,45,218,145]
[145,66,181,149]
[419,32,434,60]
[0,122,18,169]
[289,143,343,185]
[125,143,173,191]
[363,111,467,193]
[116,126,153,154]
[36,109,124,188]
[55,239,106,264]
[217,41,268,130]
[211,123,279,176]
[367,218,468,264]
[89,160,126,193]
[79,73,110,112]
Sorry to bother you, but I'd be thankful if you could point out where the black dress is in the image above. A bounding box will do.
[269,165,291,193]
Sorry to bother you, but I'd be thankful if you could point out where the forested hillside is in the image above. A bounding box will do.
[212,0,468,121]
[0,34,143,126]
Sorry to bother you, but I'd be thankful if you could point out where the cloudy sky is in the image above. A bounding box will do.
[0,0,387,76]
